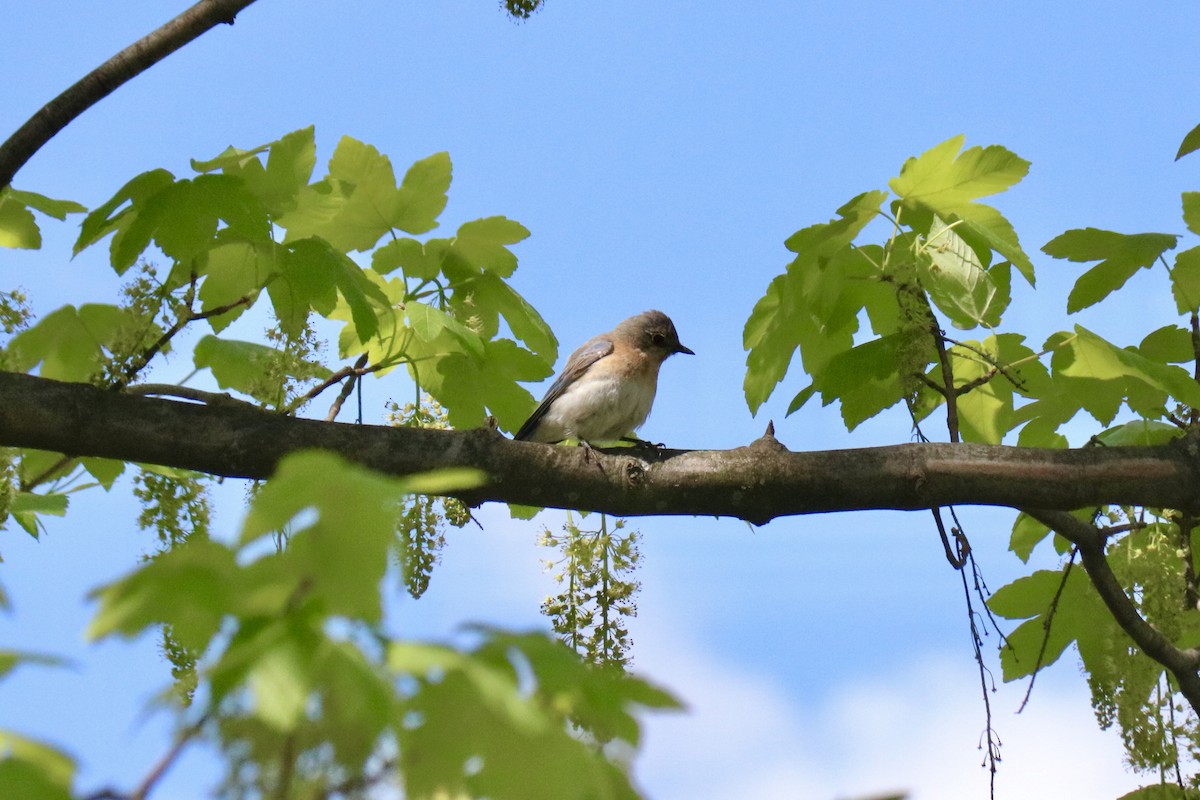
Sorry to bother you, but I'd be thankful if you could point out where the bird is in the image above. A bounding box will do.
[514,310,693,446]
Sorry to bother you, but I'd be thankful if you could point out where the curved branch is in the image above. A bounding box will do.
[5,371,1200,522]
[0,0,261,190]
[1025,509,1200,714]
[126,383,257,408]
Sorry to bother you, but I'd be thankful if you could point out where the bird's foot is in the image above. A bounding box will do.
[621,435,665,449]
[579,440,607,473]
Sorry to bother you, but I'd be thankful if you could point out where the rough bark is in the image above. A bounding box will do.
[5,371,1200,522]
[0,0,260,190]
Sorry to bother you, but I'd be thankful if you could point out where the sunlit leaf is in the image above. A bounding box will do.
[0,732,75,797]
[6,304,150,381]
[1171,246,1200,314]
[890,135,1035,284]
[88,536,238,651]
[743,190,887,414]
[1042,228,1178,313]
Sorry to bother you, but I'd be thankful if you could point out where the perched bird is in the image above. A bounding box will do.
[514,310,693,445]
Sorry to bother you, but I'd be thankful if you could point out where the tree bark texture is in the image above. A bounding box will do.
[5,371,1200,522]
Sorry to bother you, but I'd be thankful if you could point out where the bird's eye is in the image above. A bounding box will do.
[650,332,666,345]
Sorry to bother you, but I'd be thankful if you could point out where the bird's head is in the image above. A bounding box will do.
[621,310,694,361]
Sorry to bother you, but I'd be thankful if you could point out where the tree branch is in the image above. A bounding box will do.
[0,0,261,190]
[1025,509,1200,712]
[5,371,1200,522]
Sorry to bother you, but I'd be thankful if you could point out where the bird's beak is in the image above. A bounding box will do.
[676,343,695,356]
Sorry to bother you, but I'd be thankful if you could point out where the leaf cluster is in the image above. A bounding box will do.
[4,127,556,432]
[66,451,676,798]
[743,135,1200,451]
[744,128,1200,789]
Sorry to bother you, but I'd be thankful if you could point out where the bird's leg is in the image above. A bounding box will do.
[579,440,606,473]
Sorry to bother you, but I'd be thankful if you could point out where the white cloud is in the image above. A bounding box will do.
[633,630,1146,800]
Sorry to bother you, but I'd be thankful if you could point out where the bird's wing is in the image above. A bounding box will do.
[514,336,614,441]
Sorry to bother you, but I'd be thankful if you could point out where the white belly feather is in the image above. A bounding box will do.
[536,374,657,442]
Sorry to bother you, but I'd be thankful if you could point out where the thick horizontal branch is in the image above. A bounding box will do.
[4,371,1200,522]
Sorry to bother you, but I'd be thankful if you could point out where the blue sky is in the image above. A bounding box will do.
[3,1,1200,798]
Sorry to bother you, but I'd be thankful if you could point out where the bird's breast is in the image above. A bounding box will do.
[540,371,658,442]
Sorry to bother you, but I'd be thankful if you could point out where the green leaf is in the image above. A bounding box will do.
[273,237,390,341]
[0,189,85,250]
[1095,420,1182,447]
[390,631,667,800]
[237,453,481,625]
[297,141,451,251]
[88,536,238,651]
[448,216,530,277]
[890,135,1035,284]
[74,168,175,264]
[1055,325,1200,414]
[1183,192,1200,236]
[891,135,1029,206]
[1042,228,1178,313]
[1171,246,1200,314]
[784,384,818,417]
[246,621,321,730]
[422,338,552,432]
[6,304,145,381]
[404,301,485,359]
[320,137,404,250]
[920,216,1011,329]
[460,271,557,360]
[198,240,278,331]
[1009,512,1051,562]
[111,174,270,271]
[743,190,888,414]
[315,641,394,768]
[193,127,316,218]
[989,566,1113,681]
[0,650,69,681]
[810,332,913,429]
[0,732,75,798]
[329,272,412,369]
[194,336,286,401]
[372,236,439,280]
[948,337,1016,444]
[80,458,126,490]
[0,193,38,249]
[394,151,452,235]
[1140,325,1194,363]
[1177,121,1200,161]
[10,492,68,518]
[5,189,86,220]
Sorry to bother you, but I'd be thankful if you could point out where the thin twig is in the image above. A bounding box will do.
[19,453,73,493]
[321,757,399,798]
[325,354,370,421]
[289,358,385,414]
[933,506,967,569]
[117,294,254,388]
[131,715,209,800]
[1017,548,1079,713]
